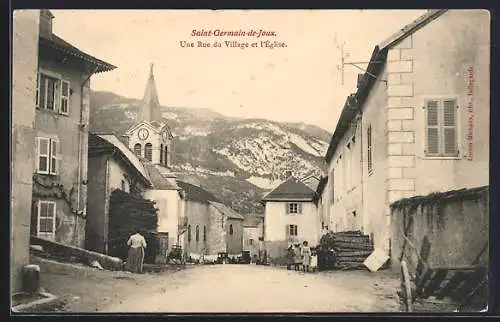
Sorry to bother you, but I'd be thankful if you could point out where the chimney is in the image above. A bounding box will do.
[39,10,54,38]
[357,73,364,88]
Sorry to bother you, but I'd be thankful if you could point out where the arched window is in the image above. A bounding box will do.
[187,225,191,242]
[229,224,233,235]
[163,146,168,166]
[134,143,142,157]
[203,226,207,242]
[160,144,164,164]
[195,225,199,242]
[144,143,152,162]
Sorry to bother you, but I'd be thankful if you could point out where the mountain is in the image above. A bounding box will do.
[89,90,331,214]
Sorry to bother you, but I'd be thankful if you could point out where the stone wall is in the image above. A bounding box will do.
[206,204,226,255]
[11,9,40,293]
[390,186,489,272]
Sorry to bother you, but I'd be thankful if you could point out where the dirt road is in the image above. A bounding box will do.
[100,264,401,313]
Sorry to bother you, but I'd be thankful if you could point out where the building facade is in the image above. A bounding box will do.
[11,9,40,293]
[30,10,115,248]
[320,9,490,255]
[242,214,265,260]
[262,176,320,261]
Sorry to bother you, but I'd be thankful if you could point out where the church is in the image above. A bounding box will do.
[87,63,243,261]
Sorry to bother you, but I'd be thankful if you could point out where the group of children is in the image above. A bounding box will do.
[286,240,318,272]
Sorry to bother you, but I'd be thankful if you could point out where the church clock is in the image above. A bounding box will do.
[138,128,149,140]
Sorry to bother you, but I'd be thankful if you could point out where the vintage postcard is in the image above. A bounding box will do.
[11,9,490,313]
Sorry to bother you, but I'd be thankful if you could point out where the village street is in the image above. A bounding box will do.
[100,264,401,313]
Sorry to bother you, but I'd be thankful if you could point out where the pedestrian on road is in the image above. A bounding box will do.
[286,244,295,270]
[301,241,312,272]
[127,228,147,273]
[293,243,302,271]
[310,247,318,272]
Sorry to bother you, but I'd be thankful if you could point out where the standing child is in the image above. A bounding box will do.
[293,243,302,271]
[310,247,318,272]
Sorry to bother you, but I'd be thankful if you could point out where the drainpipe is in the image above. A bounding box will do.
[359,112,365,234]
[74,66,98,246]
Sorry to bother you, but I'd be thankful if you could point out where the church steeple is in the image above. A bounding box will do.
[138,63,162,122]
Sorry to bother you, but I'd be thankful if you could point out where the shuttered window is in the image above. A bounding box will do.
[35,137,59,175]
[160,144,164,164]
[286,224,298,237]
[285,202,301,214]
[36,71,71,115]
[425,99,459,157]
[330,171,335,204]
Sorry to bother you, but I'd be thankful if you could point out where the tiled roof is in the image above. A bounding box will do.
[39,34,116,74]
[141,162,180,191]
[88,133,151,186]
[209,201,244,220]
[301,175,321,191]
[325,10,447,164]
[242,213,264,227]
[176,180,220,204]
[261,177,316,202]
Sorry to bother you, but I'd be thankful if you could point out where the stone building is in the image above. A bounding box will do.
[11,9,40,293]
[30,10,115,248]
[318,9,490,254]
[262,173,320,262]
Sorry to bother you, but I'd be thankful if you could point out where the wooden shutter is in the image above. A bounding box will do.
[59,80,70,115]
[36,137,50,174]
[298,203,303,214]
[49,138,60,175]
[285,224,289,237]
[285,202,289,214]
[425,100,439,155]
[443,99,458,155]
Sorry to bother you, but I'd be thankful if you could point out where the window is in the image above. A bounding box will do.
[203,226,206,242]
[37,200,56,240]
[425,99,459,157]
[195,225,199,242]
[229,224,233,235]
[248,239,254,246]
[36,72,71,115]
[144,143,153,161]
[35,137,59,175]
[367,125,373,173]
[286,202,301,214]
[287,224,298,237]
[134,143,142,157]
[160,144,164,164]
[187,225,191,242]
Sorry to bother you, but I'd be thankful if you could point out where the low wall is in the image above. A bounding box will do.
[30,236,123,271]
[390,186,489,272]
[265,241,288,266]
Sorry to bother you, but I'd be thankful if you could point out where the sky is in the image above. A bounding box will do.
[51,9,426,133]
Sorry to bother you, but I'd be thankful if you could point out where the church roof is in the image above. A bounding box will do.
[141,161,180,191]
[176,180,220,204]
[209,201,244,220]
[261,176,316,202]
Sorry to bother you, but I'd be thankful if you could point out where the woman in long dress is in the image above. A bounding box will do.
[127,228,147,273]
[293,243,302,271]
[301,241,312,272]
